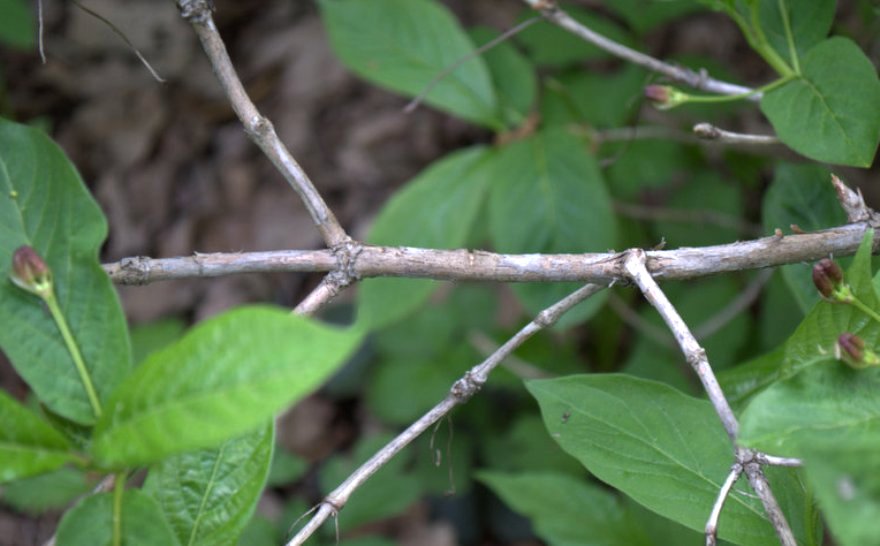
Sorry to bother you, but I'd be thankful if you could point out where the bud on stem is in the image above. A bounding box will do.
[838,333,880,369]
[10,246,54,299]
[812,258,853,303]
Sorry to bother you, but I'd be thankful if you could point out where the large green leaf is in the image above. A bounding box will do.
[479,471,652,546]
[761,38,880,167]
[1,467,90,513]
[739,362,880,455]
[91,307,362,467]
[762,163,846,312]
[469,27,536,129]
[527,374,813,546]
[144,422,273,546]
[319,0,500,128]
[357,147,493,329]
[55,490,180,546]
[758,0,834,62]
[0,119,132,425]
[801,444,880,546]
[489,129,616,327]
[0,390,73,483]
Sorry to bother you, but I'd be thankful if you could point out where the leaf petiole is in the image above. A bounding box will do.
[44,290,103,419]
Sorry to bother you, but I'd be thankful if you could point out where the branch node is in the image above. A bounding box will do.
[832,174,880,226]
[176,0,214,23]
[450,372,481,400]
[118,256,151,285]
[247,116,273,140]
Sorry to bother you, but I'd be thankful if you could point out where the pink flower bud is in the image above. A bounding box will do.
[838,333,864,362]
[10,246,53,297]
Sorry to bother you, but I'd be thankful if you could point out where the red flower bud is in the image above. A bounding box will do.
[10,246,53,297]
[813,258,844,298]
[838,333,864,362]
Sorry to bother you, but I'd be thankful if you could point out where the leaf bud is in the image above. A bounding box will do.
[812,258,844,299]
[10,245,53,298]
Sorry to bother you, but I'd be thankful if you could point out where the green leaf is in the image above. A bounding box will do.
[1,467,90,513]
[604,140,690,199]
[605,0,703,34]
[800,444,880,546]
[130,318,186,365]
[0,118,132,425]
[92,307,362,467]
[717,347,785,408]
[0,0,34,49]
[782,229,878,377]
[267,447,308,487]
[762,163,846,312]
[541,65,646,128]
[758,0,835,62]
[761,37,880,167]
[0,389,73,483]
[653,172,743,248]
[482,416,585,477]
[479,471,652,546]
[55,490,180,546]
[144,422,273,546]
[319,433,422,531]
[527,374,812,546]
[357,147,493,329]
[319,0,500,128]
[739,362,880,456]
[469,27,537,128]
[757,271,804,350]
[515,6,635,66]
[489,129,616,327]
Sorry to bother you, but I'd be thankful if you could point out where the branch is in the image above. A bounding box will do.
[521,1,757,99]
[105,222,876,285]
[175,0,348,248]
[624,251,798,545]
[284,282,606,545]
[705,463,743,546]
[743,460,798,546]
[693,123,780,145]
[623,249,739,439]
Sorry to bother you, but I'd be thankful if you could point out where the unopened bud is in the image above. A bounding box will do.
[644,85,688,110]
[838,333,880,369]
[813,258,844,299]
[10,246,53,298]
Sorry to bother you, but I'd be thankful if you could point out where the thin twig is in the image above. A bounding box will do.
[693,123,780,145]
[522,1,758,99]
[71,0,165,82]
[693,269,774,340]
[614,202,765,238]
[175,0,348,248]
[293,276,345,316]
[37,0,46,63]
[754,453,802,467]
[468,331,551,379]
[284,283,606,545]
[104,222,876,287]
[404,16,541,114]
[623,249,739,439]
[705,463,743,546]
